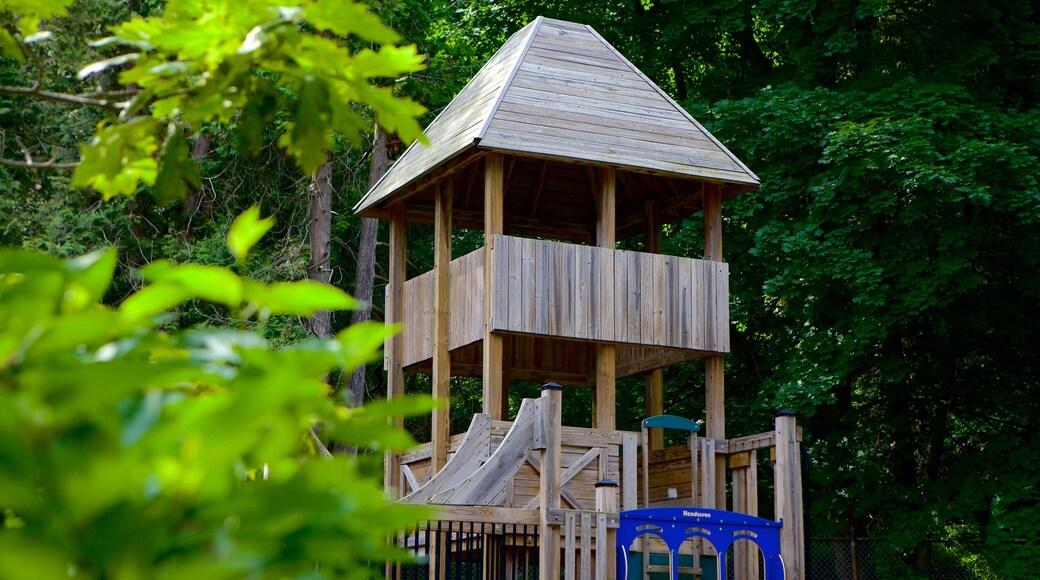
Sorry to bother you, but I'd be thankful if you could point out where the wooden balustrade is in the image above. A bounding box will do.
[396,235,729,370]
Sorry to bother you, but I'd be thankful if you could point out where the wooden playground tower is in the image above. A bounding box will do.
[354,17,805,579]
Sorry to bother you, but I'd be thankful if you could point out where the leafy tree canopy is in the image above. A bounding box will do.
[1,0,437,577]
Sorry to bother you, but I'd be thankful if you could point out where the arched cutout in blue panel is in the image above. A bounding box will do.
[617,507,786,580]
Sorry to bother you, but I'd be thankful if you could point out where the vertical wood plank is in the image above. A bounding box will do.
[385,204,407,499]
[679,258,692,349]
[621,433,638,511]
[746,449,761,580]
[508,236,522,330]
[719,261,730,351]
[704,260,717,351]
[613,251,627,343]
[536,240,548,335]
[565,512,577,580]
[483,153,505,419]
[521,238,536,334]
[492,234,510,331]
[574,245,590,339]
[432,182,452,473]
[596,511,609,580]
[596,248,615,342]
[547,242,559,336]
[562,242,575,336]
[627,252,640,343]
[652,256,666,345]
[692,260,705,350]
[638,252,654,344]
[580,513,592,580]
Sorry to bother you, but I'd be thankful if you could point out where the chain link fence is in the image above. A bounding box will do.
[806,538,997,580]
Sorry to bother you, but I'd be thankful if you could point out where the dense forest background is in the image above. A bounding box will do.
[2,0,1038,576]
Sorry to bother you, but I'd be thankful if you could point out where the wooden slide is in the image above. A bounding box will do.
[402,398,541,506]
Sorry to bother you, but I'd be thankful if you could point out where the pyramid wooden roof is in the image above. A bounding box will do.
[354,17,759,240]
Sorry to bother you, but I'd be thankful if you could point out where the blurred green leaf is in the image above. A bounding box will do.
[303,1,399,44]
[119,282,190,319]
[154,129,201,204]
[227,205,274,265]
[245,279,357,316]
[140,261,243,306]
[71,118,159,199]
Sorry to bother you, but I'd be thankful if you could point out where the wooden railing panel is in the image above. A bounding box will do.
[491,235,728,351]
[400,236,726,369]
[401,248,485,367]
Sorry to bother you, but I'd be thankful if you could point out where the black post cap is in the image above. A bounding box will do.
[595,479,619,488]
[775,409,797,418]
[541,382,563,391]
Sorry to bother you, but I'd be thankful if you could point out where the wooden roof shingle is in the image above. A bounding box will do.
[354,17,759,216]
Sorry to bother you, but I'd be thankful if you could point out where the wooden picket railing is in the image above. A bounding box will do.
[395,235,729,369]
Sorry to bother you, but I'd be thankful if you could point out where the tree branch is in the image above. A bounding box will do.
[0,157,78,170]
[0,84,124,110]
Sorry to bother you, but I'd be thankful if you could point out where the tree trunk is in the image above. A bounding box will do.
[307,156,334,338]
[183,131,213,241]
[347,125,391,407]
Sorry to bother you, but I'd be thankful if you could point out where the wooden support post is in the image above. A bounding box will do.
[644,369,664,451]
[643,199,664,450]
[703,182,726,508]
[483,153,505,419]
[596,480,619,580]
[432,181,452,472]
[703,183,722,261]
[539,384,563,579]
[595,167,616,430]
[385,204,406,499]
[705,357,726,508]
[775,410,805,580]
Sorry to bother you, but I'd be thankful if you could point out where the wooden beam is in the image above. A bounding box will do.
[643,199,664,450]
[644,370,664,450]
[483,153,506,419]
[539,385,563,579]
[595,167,616,431]
[644,199,661,253]
[432,181,452,473]
[705,356,726,508]
[385,204,407,499]
[703,182,722,261]
[421,506,540,526]
[775,411,805,580]
[703,181,726,507]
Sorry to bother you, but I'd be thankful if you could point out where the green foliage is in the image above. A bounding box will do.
[0,241,433,578]
[3,0,428,199]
